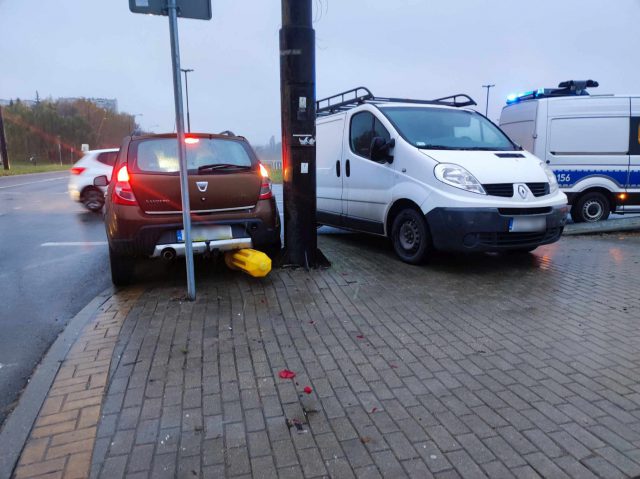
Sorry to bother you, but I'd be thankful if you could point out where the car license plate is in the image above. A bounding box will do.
[508,217,546,233]
[177,225,233,242]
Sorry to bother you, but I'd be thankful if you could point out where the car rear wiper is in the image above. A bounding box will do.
[197,163,252,172]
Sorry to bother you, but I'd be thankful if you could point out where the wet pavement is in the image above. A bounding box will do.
[73,231,640,478]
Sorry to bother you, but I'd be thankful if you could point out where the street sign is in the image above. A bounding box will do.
[129,0,211,300]
[129,0,212,20]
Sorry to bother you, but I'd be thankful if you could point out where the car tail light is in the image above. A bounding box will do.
[258,163,272,200]
[70,167,86,175]
[112,165,138,206]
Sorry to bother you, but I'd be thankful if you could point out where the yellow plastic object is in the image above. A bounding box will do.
[224,249,272,278]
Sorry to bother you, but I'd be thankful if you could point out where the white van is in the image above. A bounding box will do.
[499,80,640,223]
[315,87,568,264]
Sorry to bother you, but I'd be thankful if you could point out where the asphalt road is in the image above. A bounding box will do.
[0,171,111,427]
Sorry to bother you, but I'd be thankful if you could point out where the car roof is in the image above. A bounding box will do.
[130,132,247,142]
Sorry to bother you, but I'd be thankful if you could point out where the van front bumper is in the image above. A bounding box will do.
[426,205,569,252]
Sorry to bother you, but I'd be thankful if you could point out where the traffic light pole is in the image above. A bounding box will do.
[279,0,326,268]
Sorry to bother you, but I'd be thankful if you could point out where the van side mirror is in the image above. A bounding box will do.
[370,137,395,163]
[94,175,109,187]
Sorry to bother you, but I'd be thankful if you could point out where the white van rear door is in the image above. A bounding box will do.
[316,115,346,221]
[499,102,538,153]
[546,97,630,191]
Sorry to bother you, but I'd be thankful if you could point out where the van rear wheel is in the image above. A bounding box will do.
[391,208,430,264]
[571,192,610,223]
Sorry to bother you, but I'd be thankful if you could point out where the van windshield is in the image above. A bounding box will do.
[380,107,517,151]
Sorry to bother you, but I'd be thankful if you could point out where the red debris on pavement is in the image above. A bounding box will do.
[356,335,364,339]
[279,369,296,379]
[303,386,313,394]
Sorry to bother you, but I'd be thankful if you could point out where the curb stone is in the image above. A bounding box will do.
[563,216,640,236]
[0,289,112,479]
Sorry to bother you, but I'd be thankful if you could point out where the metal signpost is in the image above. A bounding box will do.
[129,0,211,300]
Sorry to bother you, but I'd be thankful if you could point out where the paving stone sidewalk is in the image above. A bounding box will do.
[16,232,640,478]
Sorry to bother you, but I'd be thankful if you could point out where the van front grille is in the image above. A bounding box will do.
[526,182,550,197]
[483,183,514,197]
[498,207,553,216]
[477,228,562,247]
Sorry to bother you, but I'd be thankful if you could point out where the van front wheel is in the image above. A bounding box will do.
[391,208,430,264]
[571,192,611,223]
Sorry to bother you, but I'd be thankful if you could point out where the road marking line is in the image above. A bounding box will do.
[41,241,107,247]
[0,176,67,189]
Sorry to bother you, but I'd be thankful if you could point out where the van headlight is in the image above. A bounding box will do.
[541,162,559,194]
[434,164,486,195]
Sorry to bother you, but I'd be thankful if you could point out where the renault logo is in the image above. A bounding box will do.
[517,184,528,199]
[196,181,208,193]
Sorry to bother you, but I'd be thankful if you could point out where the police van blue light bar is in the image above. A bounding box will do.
[506,88,546,104]
[506,81,597,105]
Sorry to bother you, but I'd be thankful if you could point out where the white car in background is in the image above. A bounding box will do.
[68,148,119,212]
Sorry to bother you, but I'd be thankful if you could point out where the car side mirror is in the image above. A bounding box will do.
[370,137,395,163]
[94,175,109,187]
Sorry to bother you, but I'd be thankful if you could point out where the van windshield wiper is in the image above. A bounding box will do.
[197,163,251,172]
[458,147,514,151]
[415,144,460,150]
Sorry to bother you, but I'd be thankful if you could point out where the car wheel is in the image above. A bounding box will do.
[262,237,282,259]
[391,208,431,264]
[109,247,134,286]
[82,187,104,212]
[571,192,610,223]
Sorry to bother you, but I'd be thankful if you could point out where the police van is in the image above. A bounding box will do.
[315,87,568,264]
[499,80,640,222]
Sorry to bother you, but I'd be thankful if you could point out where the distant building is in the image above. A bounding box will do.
[59,97,118,112]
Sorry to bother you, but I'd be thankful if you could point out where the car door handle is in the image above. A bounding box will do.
[346,159,351,177]
[336,160,340,177]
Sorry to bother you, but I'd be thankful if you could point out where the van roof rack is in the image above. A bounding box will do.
[506,80,599,104]
[316,87,477,117]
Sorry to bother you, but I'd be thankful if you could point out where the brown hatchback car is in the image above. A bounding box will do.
[96,133,281,285]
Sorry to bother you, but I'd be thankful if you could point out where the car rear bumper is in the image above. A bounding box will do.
[152,238,254,258]
[107,199,281,257]
[426,205,569,252]
[109,217,280,257]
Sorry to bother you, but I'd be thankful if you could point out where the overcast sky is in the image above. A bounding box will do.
[1,0,639,146]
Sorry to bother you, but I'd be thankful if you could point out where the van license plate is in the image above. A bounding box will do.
[177,225,233,242]
[509,217,546,233]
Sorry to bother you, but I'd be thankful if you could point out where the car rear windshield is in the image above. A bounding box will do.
[380,107,517,151]
[131,137,254,173]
